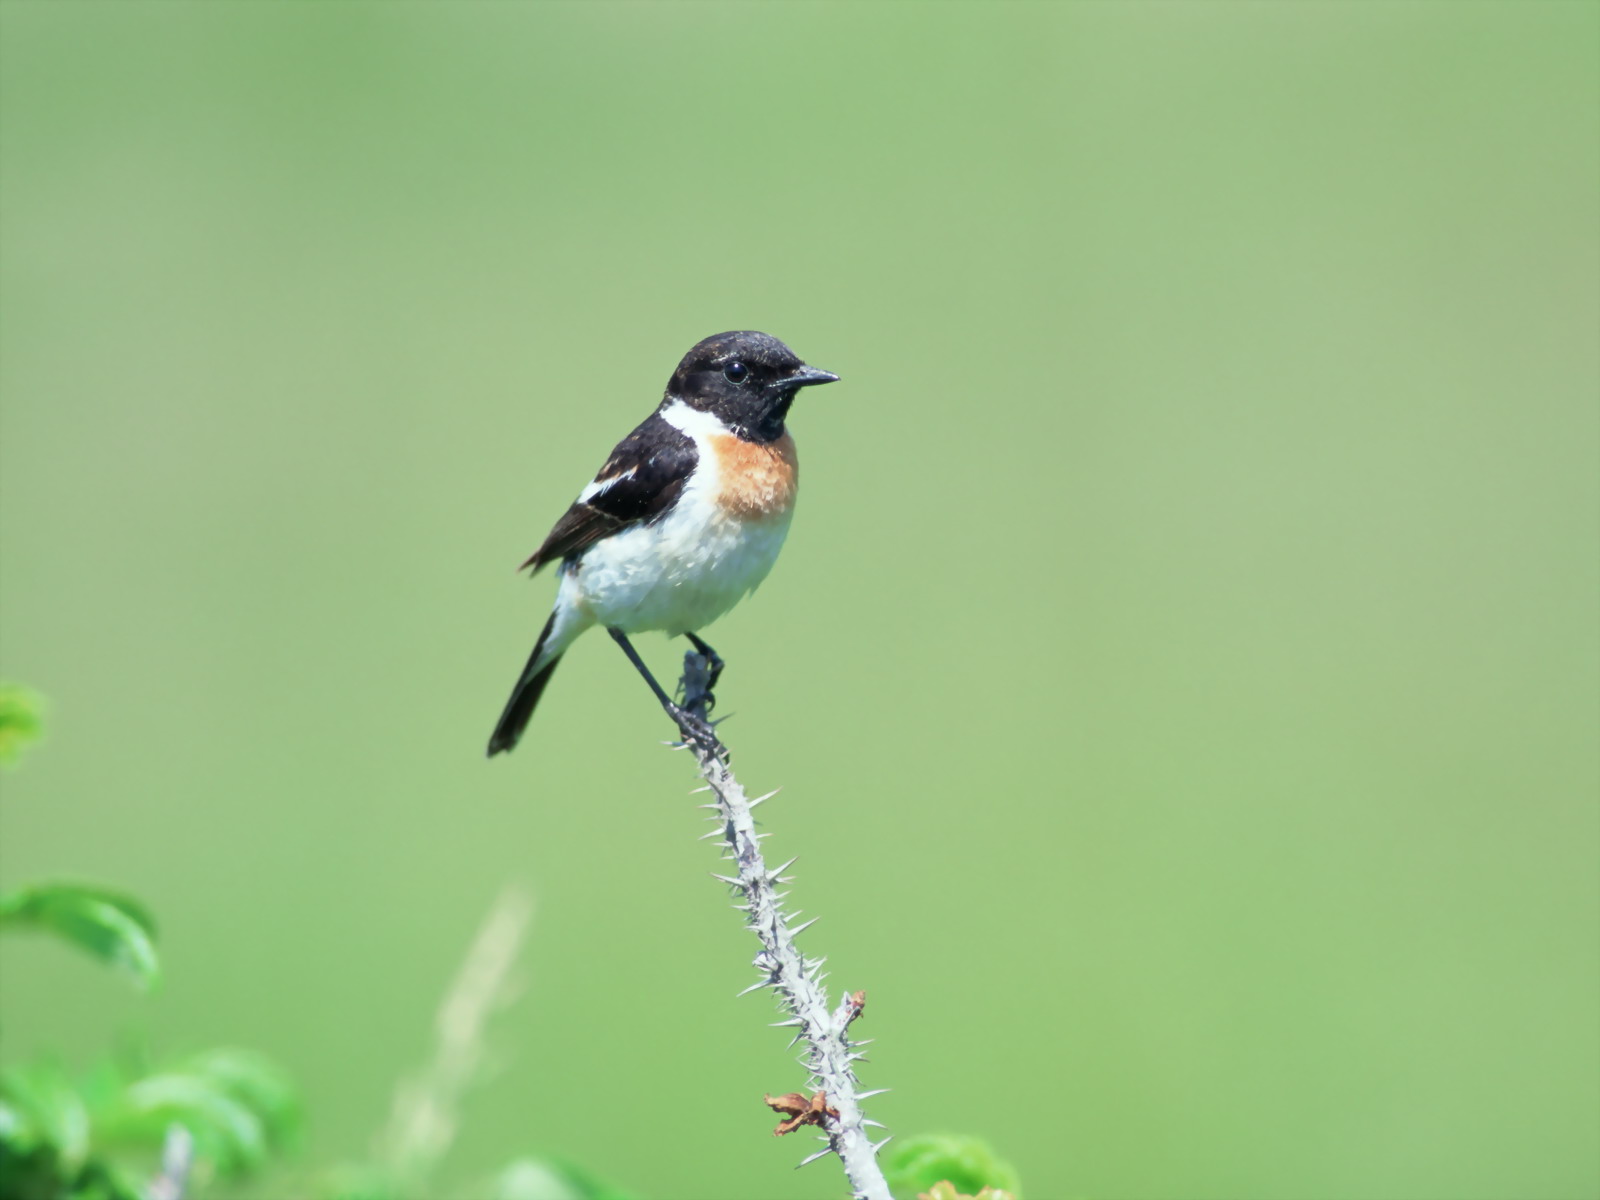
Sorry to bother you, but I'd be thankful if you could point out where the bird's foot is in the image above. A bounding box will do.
[665,701,726,757]
[678,666,718,719]
[674,683,717,722]
[684,634,725,696]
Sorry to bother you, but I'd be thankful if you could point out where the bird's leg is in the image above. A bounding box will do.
[608,627,716,745]
[683,632,725,715]
[684,632,724,688]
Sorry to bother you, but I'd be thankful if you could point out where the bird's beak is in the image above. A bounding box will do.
[769,365,840,393]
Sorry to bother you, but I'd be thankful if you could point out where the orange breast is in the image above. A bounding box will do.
[710,432,799,520]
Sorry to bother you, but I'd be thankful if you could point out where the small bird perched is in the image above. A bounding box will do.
[487,330,839,757]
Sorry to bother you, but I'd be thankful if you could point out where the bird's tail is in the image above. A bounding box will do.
[486,614,561,757]
[487,589,589,756]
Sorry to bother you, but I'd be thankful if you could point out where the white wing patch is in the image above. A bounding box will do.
[577,465,638,504]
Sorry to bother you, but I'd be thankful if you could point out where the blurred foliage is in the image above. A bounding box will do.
[0,872,630,1200]
[485,1157,641,1200]
[308,1157,635,1200]
[0,1048,300,1192]
[0,731,301,1200]
[94,1048,300,1176]
[0,882,161,992]
[882,1133,1022,1200]
[0,687,638,1199]
[0,682,44,768]
[0,1045,301,1199]
[0,1012,301,1200]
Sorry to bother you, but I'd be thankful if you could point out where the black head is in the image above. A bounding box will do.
[665,331,838,443]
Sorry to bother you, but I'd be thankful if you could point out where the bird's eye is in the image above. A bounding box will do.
[723,361,749,384]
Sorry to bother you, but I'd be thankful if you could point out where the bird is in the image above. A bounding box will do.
[487,330,839,757]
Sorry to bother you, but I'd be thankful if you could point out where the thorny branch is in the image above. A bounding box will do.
[668,651,892,1200]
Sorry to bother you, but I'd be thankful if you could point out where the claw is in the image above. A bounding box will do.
[666,701,723,752]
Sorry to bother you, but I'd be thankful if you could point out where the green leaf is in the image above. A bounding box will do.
[0,682,45,768]
[94,1049,299,1181]
[74,1056,139,1118]
[180,1048,302,1149]
[0,882,160,991]
[309,1163,402,1200]
[488,1158,639,1200]
[881,1132,1023,1200]
[490,1160,586,1200]
[0,1062,91,1172]
[66,1160,146,1200]
[0,1049,298,1199]
[108,1072,266,1176]
[0,1138,69,1200]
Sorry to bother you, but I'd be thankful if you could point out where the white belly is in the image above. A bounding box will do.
[572,491,794,635]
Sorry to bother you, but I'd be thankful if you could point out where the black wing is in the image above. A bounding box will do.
[520,411,698,572]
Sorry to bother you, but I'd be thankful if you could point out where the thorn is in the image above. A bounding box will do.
[790,916,820,936]
[855,1088,891,1099]
[851,1038,876,1048]
[699,827,727,841]
[787,1030,806,1049]
[849,1052,871,1063]
[736,979,773,998]
[750,788,781,807]
[770,1017,805,1028]
[708,872,745,887]
[871,1135,894,1155]
[796,1147,834,1168]
[767,856,799,880]
[690,784,713,794]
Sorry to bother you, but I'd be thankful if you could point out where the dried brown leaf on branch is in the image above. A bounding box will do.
[763,1090,839,1136]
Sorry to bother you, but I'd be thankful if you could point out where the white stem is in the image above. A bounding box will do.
[674,654,892,1200]
[377,884,535,1195]
[148,1124,193,1200]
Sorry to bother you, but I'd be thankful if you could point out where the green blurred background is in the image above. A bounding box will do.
[2,2,1596,1197]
